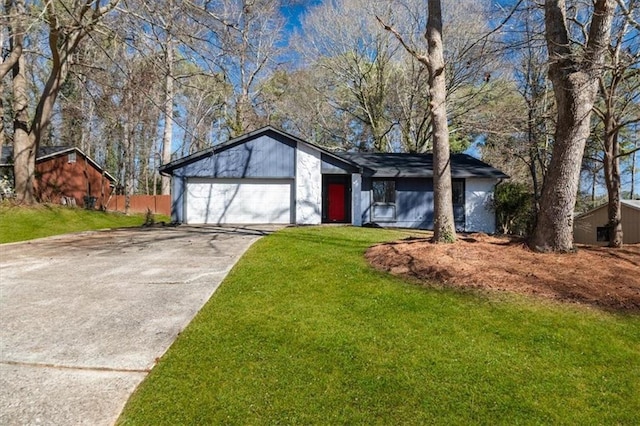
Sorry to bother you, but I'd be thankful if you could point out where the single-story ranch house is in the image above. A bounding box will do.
[160,127,508,233]
[1,146,116,208]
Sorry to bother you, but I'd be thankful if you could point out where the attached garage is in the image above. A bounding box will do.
[185,178,293,224]
[160,127,338,226]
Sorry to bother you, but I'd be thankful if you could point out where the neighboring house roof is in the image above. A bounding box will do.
[1,146,117,182]
[160,126,509,179]
[160,126,362,175]
[575,199,640,218]
[622,200,640,211]
[336,152,509,179]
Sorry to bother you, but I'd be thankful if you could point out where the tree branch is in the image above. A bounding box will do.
[375,16,429,68]
[584,0,617,69]
[618,145,640,158]
[545,0,573,68]
[615,0,640,31]
[0,0,24,80]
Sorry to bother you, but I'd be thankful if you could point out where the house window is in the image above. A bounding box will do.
[597,226,610,242]
[68,152,76,163]
[372,180,396,221]
[373,180,395,204]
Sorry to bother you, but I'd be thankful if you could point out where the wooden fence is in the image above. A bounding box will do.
[106,195,171,216]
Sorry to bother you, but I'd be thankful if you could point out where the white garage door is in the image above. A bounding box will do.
[186,178,293,224]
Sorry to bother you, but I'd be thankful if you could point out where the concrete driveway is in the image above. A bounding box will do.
[0,225,275,425]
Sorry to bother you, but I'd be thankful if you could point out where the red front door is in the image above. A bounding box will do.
[328,183,346,222]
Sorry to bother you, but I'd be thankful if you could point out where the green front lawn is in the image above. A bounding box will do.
[0,203,168,243]
[118,226,640,425]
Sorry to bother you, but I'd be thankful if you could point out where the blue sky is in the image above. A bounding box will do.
[280,1,321,32]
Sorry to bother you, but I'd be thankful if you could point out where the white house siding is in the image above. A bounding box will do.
[295,143,322,224]
[465,178,497,233]
[351,173,362,226]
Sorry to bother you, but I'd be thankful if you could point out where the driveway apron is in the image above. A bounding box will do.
[0,225,272,425]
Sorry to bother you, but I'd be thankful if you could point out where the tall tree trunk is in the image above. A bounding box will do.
[6,0,36,203]
[591,172,597,207]
[160,37,174,195]
[426,0,456,243]
[530,0,615,252]
[0,20,5,156]
[10,0,119,204]
[632,139,637,199]
[532,74,598,251]
[603,124,622,247]
[12,49,37,203]
[377,1,456,241]
[0,79,4,156]
[123,119,131,214]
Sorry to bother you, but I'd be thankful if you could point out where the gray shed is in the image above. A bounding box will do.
[574,200,640,245]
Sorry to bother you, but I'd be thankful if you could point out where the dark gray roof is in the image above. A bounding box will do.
[158,126,508,179]
[1,146,74,165]
[337,152,509,179]
[1,146,117,182]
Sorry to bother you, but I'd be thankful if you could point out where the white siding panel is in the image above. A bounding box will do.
[351,173,362,226]
[295,143,322,224]
[186,179,292,224]
[465,178,497,233]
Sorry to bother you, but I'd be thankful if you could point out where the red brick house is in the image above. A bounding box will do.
[1,146,116,209]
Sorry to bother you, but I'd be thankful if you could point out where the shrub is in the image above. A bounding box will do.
[492,182,534,236]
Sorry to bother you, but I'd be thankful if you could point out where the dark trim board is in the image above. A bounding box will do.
[452,178,466,231]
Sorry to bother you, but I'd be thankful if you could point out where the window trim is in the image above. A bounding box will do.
[372,179,396,222]
[68,152,77,164]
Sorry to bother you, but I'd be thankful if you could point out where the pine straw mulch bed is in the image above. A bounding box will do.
[365,233,640,313]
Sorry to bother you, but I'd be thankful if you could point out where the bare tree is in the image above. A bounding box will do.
[479,1,554,214]
[5,0,119,204]
[529,0,616,252]
[159,0,176,195]
[3,0,28,199]
[121,0,186,194]
[390,57,432,153]
[592,0,640,247]
[178,71,229,155]
[380,0,456,242]
[424,0,456,242]
[258,66,359,149]
[200,0,284,137]
[294,0,398,152]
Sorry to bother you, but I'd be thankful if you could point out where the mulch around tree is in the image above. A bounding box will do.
[365,233,640,313]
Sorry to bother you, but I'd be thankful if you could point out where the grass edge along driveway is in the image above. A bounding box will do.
[118,226,640,425]
[0,203,168,243]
